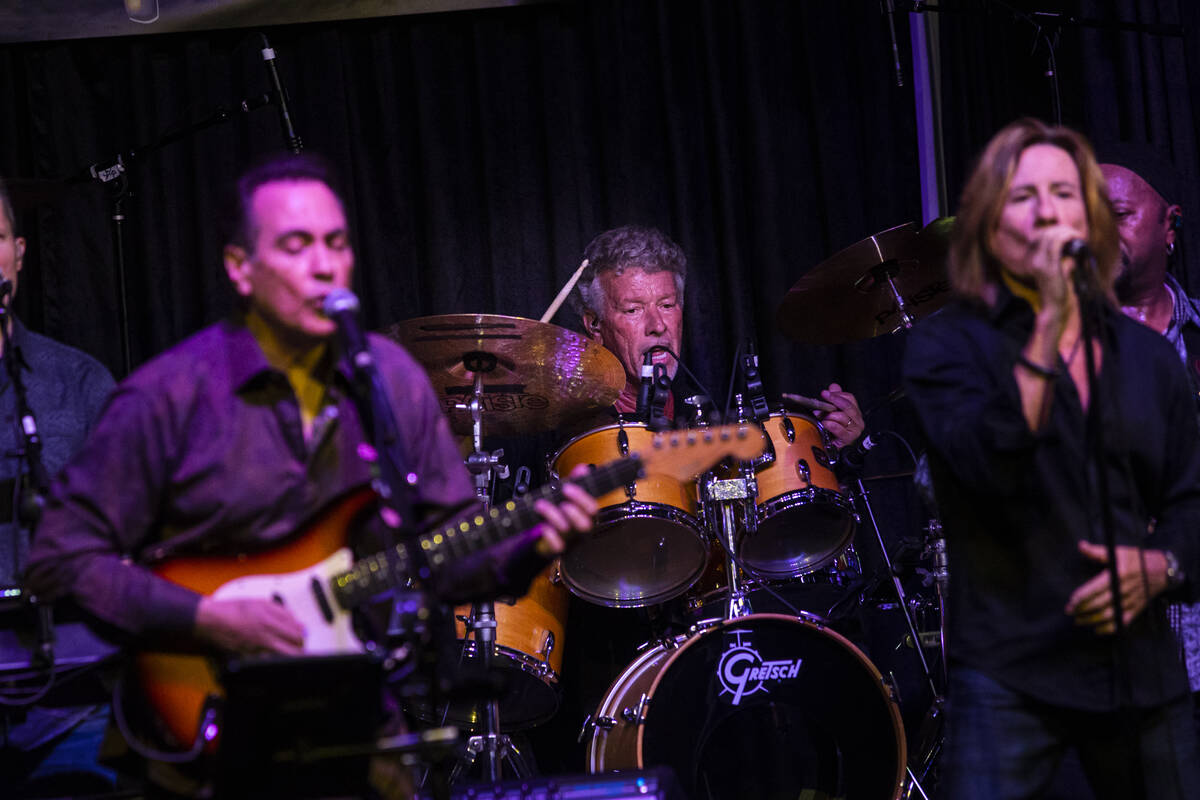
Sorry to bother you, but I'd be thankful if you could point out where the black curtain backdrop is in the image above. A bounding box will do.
[4,0,1200,776]
[0,0,929,522]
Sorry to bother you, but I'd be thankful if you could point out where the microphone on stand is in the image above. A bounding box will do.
[260,34,303,154]
[323,289,372,370]
[636,351,655,423]
[838,431,880,474]
[883,0,904,87]
[1063,238,1093,297]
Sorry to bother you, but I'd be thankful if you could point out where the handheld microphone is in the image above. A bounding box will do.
[0,278,13,306]
[636,351,655,422]
[323,289,373,370]
[838,431,880,473]
[260,34,303,154]
[1062,238,1094,297]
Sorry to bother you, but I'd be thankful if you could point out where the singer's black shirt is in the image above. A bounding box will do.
[903,287,1200,711]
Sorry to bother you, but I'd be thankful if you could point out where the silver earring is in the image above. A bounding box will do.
[1168,241,1176,255]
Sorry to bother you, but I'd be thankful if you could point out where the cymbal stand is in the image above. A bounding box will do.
[865,261,918,333]
[450,359,529,782]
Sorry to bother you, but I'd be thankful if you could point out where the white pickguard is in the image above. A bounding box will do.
[210,547,363,655]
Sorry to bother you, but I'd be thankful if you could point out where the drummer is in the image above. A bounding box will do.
[571,224,866,443]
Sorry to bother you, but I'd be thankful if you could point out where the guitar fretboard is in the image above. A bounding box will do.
[331,456,643,609]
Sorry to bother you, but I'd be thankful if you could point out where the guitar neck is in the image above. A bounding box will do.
[331,456,642,609]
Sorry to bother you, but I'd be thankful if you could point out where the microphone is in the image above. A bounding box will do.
[260,34,303,154]
[1062,238,1094,297]
[883,0,904,88]
[323,289,373,370]
[1062,238,1089,260]
[838,431,880,473]
[636,351,654,422]
[0,278,13,306]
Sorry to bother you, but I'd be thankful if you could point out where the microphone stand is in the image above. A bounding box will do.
[0,304,55,672]
[336,336,456,800]
[66,32,297,376]
[1073,271,1144,788]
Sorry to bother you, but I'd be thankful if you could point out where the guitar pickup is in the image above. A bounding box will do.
[310,577,335,624]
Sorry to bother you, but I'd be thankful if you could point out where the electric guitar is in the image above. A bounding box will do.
[135,423,765,751]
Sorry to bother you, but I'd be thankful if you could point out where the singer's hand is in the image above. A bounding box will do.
[1065,542,1170,635]
[783,383,864,448]
[1024,225,1086,325]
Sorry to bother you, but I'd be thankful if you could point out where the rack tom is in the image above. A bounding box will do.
[550,422,708,607]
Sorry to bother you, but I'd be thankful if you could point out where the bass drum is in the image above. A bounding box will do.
[587,614,905,800]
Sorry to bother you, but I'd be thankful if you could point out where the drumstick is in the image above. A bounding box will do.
[782,392,836,414]
[540,258,590,323]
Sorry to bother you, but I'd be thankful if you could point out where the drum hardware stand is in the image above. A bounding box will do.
[445,358,529,783]
[861,260,919,334]
[848,476,940,702]
[701,469,757,620]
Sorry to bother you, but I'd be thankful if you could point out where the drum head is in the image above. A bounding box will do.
[740,492,856,578]
[639,614,904,800]
[559,508,709,607]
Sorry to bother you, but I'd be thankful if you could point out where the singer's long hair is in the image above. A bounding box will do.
[950,118,1119,306]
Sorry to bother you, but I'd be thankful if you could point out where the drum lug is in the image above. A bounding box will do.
[781,415,796,444]
[812,444,834,470]
[617,426,630,456]
[795,458,811,485]
[539,630,556,661]
[622,693,650,725]
[581,714,617,739]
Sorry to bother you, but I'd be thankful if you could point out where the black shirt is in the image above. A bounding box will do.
[902,288,1200,711]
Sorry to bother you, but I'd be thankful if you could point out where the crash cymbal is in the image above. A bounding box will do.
[384,313,625,436]
[776,219,954,344]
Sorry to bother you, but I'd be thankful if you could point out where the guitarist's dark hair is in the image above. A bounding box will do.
[224,151,349,254]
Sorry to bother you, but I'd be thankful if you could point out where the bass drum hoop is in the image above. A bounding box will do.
[591,613,906,800]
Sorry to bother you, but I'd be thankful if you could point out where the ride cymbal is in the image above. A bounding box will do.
[776,219,953,344]
[384,313,625,436]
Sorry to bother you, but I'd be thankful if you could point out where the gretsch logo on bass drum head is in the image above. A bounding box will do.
[716,627,804,705]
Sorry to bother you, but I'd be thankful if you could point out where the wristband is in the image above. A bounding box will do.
[1016,353,1057,379]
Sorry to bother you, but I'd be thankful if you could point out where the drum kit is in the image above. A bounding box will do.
[388,219,953,799]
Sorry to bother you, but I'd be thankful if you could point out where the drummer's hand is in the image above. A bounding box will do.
[782,383,864,448]
[532,464,598,557]
[1065,541,1170,635]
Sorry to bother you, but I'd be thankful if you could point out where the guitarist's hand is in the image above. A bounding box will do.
[194,596,306,655]
[532,465,599,557]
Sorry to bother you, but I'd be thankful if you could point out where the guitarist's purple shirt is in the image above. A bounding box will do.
[26,318,480,638]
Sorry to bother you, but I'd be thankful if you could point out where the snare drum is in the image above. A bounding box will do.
[551,423,709,607]
[587,613,905,800]
[408,565,568,731]
[739,412,856,577]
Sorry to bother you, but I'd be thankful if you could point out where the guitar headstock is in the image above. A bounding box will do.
[635,423,766,479]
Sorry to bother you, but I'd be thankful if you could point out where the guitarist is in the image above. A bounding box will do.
[23,152,598,791]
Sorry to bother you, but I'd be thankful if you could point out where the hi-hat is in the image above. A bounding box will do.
[385,314,625,436]
[776,219,953,344]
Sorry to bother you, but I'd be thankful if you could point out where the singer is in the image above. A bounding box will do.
[903,118,1200,798]
[24,151,597,795]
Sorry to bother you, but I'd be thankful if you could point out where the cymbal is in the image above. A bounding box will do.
[776,219,954,344]
[384,313,625,437]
